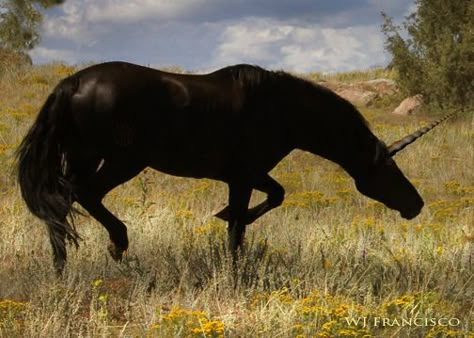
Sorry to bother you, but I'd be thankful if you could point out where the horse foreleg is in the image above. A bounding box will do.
[76,158,145,261]
[227,181,252,256]
[216,174,285,225]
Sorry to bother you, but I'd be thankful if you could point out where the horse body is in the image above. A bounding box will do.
[17,61,428,273]
[67,62,293,179]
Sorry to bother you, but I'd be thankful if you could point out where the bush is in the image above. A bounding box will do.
[382,0,474,110]
[0,47,32,73]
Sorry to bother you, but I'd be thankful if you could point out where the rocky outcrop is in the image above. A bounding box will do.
[335,88,378,106]
[364,79,397,96]
[318,78,398,106]
[392,95,423,115]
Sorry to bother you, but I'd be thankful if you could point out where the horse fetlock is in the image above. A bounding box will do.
[107,233,128,261]
[107,242,126,261]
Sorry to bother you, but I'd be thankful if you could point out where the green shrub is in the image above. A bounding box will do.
[382,0,474,110]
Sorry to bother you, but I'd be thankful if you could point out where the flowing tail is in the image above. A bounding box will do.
[16,81,79,271]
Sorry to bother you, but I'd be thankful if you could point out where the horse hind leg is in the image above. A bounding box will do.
[75,157,146,261]
[44,153,101,274]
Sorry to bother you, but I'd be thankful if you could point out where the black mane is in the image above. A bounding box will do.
[220,63,370,130]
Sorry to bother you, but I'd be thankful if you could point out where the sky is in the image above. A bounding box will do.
[31,0,415,73]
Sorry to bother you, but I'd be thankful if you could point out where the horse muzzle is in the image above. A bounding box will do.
[400,200,424,220]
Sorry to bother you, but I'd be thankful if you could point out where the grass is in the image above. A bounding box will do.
[0,63,473,337]
[306,66,397,83]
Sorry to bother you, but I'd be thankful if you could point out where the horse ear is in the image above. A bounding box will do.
[355,128,387,165]
[373,141,388,165]
[162,77,190,108]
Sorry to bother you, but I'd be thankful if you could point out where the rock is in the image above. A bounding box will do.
[318,78,398,106]
[337,88,379,106]
[392,95,423,115]
[364,79,397,96]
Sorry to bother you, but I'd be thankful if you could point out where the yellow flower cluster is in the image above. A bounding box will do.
[428,198,472,221]
[51,63,76,78]
[247,288,474,337]
[252,288,374,337]
[175,209,195,221]
[0,298,28,324]
[444,179,474,196]
[335,187,354,200]
[283,190,337,209]
[350,215,386,237]
[153,305,225,337]
[330,172,351,184]
[194,219,226,237]
[297,292,372,337]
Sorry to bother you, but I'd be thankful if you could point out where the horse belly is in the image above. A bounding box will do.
[146,143,231,179]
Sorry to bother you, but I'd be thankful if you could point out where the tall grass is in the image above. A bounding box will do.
[0,64,472,337]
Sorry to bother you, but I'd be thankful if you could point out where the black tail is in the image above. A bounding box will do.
[16,82,79,270]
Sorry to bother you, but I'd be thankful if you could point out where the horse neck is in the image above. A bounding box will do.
[291,91,377,180]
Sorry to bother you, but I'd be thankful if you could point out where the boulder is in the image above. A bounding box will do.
[318,78,398,106]
[364,79,397,96]
[336,88,378,106]
[392,95,423,115]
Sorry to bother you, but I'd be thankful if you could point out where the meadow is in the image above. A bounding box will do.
[0,63,472,337]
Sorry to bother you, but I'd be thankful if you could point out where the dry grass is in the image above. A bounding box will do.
[0,64,473,338]
[306,67,397,83]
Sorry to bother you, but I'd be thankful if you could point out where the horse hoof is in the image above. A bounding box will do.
[107,243,125,261]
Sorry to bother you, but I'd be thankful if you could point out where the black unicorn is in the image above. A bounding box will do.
[16,62,453,273]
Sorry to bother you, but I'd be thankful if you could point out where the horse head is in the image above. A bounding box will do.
[354,112,455,219]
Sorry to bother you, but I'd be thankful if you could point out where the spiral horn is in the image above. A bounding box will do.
[387,111,457,157]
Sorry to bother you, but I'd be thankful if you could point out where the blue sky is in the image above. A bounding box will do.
[31,0,415,73]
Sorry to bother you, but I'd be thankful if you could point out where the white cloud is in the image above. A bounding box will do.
[42,2,99,45]
[85,0,206,23]
[212,18,387,73]
[33,1,411,71]
[41,0,205,45]
[214,19,294,65]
